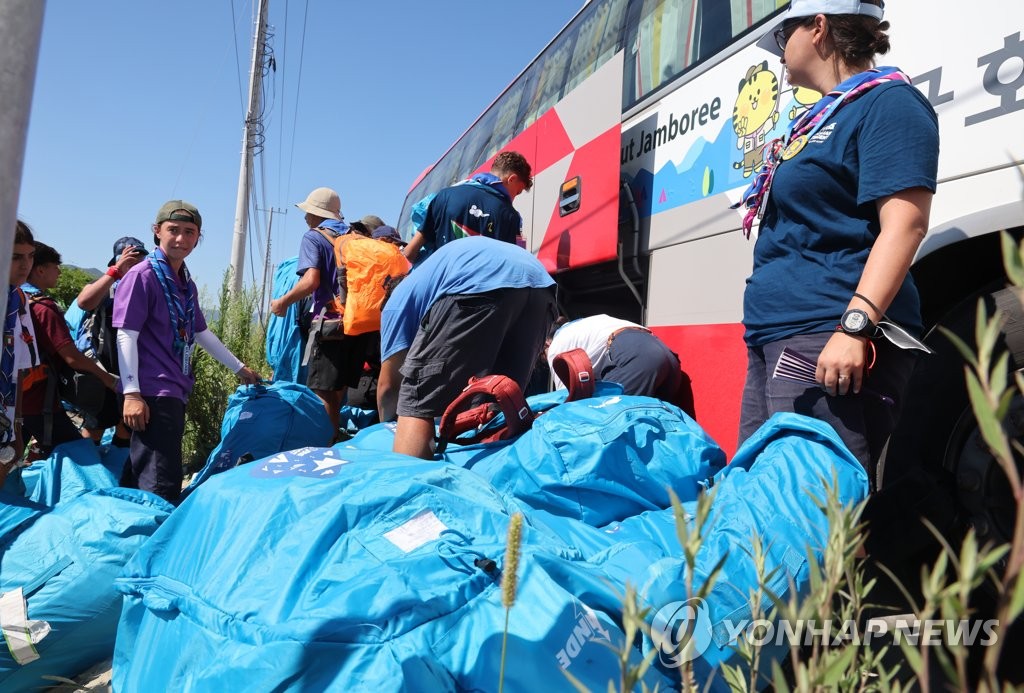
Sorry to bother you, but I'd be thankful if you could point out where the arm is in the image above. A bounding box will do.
[403,231,427,263]
[116,328,149,431]
[194,329,260,384]
[816,188,932,395]
[270,268,319,317]
[78,245,146,310]
[377,349,407,423]
[54,343,117,390]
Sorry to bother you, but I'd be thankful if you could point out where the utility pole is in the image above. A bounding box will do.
[259,206,285,317]
[0,0,46,320]
[228,0,268,297]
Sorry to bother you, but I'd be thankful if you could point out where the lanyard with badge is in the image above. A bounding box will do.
[148,248,197,376]
[733,67,911,238]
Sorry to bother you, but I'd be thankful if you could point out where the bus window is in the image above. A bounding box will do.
[455,107,499,179]
[624,0,782,107]
[485,82,527,161]
[730,0,784,34]
[564,0,629,93]
[518,25,579,132]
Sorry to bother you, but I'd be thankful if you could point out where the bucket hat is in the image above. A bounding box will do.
[296,187,342,221]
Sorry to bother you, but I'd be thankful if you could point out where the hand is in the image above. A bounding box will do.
[116,246,145,275]
[123,395,150,431]
[235,366,260,385]
[269,298,288,317]
[815,332,868,397]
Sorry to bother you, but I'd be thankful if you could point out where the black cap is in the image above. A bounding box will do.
[108,236,149,266]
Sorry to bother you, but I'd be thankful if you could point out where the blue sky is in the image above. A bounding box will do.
[18,1,582,298]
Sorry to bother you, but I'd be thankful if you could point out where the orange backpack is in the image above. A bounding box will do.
[317,229,410,336]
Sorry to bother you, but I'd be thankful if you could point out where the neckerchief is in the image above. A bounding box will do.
[470,172,512,202]
[1,287,36,442]
[148,248,197,374]
[733,67,911,238]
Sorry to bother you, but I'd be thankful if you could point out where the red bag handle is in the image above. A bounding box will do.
[437,375,532,453]
[551,348,595,402]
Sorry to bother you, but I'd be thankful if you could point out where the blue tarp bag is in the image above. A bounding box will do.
[114,448,674,691]
[182,381,334,497]
[347,386,725,527]
[582,413,869,690]
[20,438,128,507]
[0,488,173,692]
[265,256,307,383]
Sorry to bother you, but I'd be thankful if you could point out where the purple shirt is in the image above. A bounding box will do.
[297,229,339,316]
[112,259,208,402]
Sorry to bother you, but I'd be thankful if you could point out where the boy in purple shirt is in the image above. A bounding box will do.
[113,200,259,503]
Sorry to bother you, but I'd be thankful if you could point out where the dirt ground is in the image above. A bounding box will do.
[42,659,111,692]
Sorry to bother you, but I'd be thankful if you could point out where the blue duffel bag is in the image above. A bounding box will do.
[0,487,173,692]
[20,437,128,507]
[182,381,334,497]
[347,384,726,527]
[114,447,674,692]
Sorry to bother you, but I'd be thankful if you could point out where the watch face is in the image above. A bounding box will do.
[0,446,15,465]
[843,310,868,333]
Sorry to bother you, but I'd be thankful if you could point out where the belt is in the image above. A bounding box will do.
[606,325,651,350]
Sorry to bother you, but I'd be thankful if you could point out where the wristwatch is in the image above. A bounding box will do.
[0,445,16,466]
[838,308,875,338]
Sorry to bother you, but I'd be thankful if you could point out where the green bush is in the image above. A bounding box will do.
[182,273,269,474]
[53,265,96,310]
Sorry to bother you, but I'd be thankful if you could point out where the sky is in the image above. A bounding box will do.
[17,0,584,298]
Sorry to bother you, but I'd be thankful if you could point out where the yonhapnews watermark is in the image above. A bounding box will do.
[651,598,999,667]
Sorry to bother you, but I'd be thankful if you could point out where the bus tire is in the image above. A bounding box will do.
[876,282,1023,560]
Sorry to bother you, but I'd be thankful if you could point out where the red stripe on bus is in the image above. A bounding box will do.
[650,322,747,458]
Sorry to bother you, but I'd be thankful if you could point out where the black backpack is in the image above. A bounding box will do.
[79,298,118,375]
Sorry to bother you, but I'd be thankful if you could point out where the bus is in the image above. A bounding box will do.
[397,0,1024,549]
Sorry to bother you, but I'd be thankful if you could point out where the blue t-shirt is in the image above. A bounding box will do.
[743,78,939,346]
[380,236,554,361]
[297,227,340,316]
[419,177,522,254]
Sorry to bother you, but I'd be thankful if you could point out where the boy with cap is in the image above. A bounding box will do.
[270,187,365,438]
[113,200,259,503]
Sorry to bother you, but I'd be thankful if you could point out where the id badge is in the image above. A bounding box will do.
[182,342,195,377]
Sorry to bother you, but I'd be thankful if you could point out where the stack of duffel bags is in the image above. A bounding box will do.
[0,439,174,691]
[113,374,868,690]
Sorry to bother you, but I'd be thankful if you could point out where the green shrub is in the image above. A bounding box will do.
[182,273,269,474]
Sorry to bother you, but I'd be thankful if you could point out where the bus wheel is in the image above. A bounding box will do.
[877,283,1024,563]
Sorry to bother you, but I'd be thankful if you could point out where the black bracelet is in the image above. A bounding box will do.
[853,291,883,318]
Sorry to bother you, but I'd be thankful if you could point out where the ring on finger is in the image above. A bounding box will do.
[838,374,849,381]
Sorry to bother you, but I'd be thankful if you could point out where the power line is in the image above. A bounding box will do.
[284,0,310,208]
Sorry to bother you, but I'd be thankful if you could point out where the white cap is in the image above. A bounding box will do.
[756,0,885,57]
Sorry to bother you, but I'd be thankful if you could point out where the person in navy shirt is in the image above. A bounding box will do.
[378,236,556,458]
[740,0,939,476]
[403,151,533,264]
[270,187,368,439]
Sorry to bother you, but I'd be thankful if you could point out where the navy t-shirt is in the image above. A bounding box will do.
[419,181,522,254]
[743,79,939,346]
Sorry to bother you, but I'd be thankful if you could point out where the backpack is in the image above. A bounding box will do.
[316,228,411,336]
[79,298,118,375]
[26,295,113,438]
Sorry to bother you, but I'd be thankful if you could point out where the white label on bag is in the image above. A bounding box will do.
[384,510,449,553]
[0,587,51,665]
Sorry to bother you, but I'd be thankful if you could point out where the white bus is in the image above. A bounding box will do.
[398,0,1024,548]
